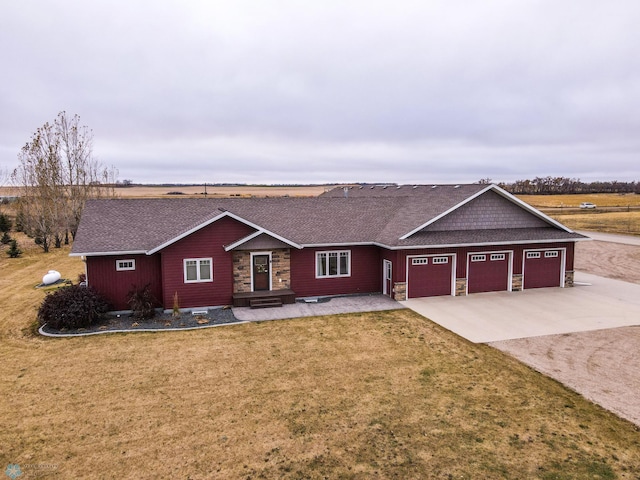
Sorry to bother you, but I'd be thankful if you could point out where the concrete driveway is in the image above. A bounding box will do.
[401,272,640,343]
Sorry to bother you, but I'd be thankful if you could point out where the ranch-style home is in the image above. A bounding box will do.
[70,184,588,311]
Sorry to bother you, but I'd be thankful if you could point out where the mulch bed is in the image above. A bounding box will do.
[40,307,240,336]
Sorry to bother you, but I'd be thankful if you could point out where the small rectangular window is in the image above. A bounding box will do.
[116,259,135,271]
[184,258,213,283]
[490,254,506,261]
[526,252,541,259]
[471,254,486,262]
[412,258,428,265]
[432,257,449,264]
[545,251,559,258]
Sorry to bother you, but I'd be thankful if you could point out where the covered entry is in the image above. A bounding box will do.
[407,254,455,298]
[523,249,564,289]
[467,251,511,294]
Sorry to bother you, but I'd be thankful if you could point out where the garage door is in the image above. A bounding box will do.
[407,255,454,298]
[524,250,562,289]
[467,252,510,294]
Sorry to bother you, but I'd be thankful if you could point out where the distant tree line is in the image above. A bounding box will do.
[484,177,640,195]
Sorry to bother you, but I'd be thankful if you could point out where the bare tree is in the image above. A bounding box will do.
[13,121,63,252]
[12,112,118,252]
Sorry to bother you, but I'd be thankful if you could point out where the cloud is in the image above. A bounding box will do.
[2,0,640,183]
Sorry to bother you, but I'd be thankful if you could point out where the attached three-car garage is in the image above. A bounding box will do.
[405,247,567,299]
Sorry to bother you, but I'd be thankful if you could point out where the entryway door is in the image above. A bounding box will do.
[383,260,393,296]
[252,254,270,291]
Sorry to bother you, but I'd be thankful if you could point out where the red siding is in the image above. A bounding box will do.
[86,254,163,310]
[160,216,255,309]
[290,246,381,297]
[407,255,454,298]
[467,253,510,293]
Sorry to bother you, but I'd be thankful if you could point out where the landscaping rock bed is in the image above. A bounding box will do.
[40,307,240,336]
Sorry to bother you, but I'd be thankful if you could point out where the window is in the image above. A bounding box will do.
[316,251,350,278]
[184,258,213,283]
[490,253,506,261]
[116,259,135,271]
[412,258,428,265]
[526,252,541,259]
[545,251,559,258]
[432,257,449,264]
[471,254,486,262]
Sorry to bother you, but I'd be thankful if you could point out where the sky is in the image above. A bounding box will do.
[1,1,640,185]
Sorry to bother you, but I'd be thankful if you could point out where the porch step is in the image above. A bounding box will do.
[249,297,283,309]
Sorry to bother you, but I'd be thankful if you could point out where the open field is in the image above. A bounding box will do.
[518,193,640,209]
[1,184,334,199]
[552,212,640,236]
[1,244,640,478]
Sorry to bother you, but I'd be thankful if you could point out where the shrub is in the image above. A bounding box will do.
[1,231,11,245]
[0,213,11,233]
[6,239,22,258]
[127,284,158,320]
[38,285,110,330]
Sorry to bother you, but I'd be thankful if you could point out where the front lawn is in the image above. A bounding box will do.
[1,245,639,478]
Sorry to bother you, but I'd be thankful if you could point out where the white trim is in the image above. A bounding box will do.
[250,251,272,291]
[383,259,392,296]
[412,257,429,265]
[522,247,566,289]
[70,250,147,257]
[466,249,513,295]
[184,257,213,283]
[148,211,301,255]
[470,254,486,262]
[116,259,136,271]
[71,236,589,258]
[225,229,302,251]
[315,250,351,279]
[405,253,456,299]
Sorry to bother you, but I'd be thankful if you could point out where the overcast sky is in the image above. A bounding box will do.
[2,1,639,185]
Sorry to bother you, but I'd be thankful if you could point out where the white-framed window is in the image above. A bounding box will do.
[526,252,541,259]
[316,250,350,278]
[432,257,449,264]
[184,258,213,283]
[116,259,136,271]
[545,251,559,258]
[412,258,429,265]
[471,254,486,262]
[491,253,506,261]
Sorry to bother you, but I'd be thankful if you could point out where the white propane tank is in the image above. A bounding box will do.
[42,270,61,285]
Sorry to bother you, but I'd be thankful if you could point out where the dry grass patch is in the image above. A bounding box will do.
[2,249,640,478]
[518,193,640,209]
[553,211,640,236]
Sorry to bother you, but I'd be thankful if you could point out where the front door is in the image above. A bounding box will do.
[253,254,270,291]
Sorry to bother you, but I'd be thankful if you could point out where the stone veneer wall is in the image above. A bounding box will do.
[565,270,574,287]
[455,278,467,296]
[233,249,291,294]
[393,282,406,301]
[512,274,523,291]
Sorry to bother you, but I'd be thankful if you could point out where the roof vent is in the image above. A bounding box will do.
[412,185,418,189]
[343,186,349,198]
[454,185,460,189]
[382,185,388,189]
[218,207,227,212]
[370,186,375,189]
[358,186,363,189]
[431,185,438,189]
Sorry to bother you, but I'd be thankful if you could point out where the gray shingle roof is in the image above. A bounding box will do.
[71,185,587,255]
